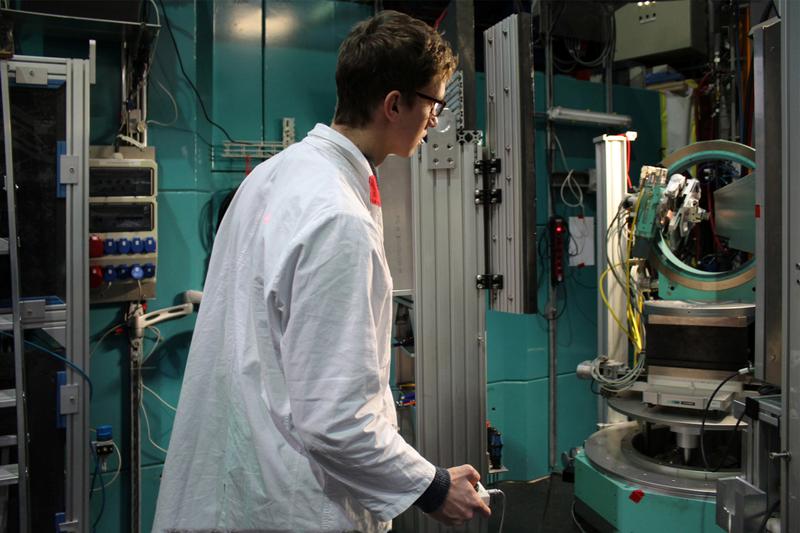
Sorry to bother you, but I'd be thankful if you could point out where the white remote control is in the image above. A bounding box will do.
[475,482,491,506]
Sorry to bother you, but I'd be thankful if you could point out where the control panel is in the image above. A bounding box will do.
[88,155,158,303]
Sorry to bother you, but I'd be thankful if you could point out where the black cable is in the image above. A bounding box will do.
[567,231,581,258]
[564,4,614,68]
[91,448,106,531]
[156,0,242,144]
[571,500,588,533]
[711,409,746,471]
[700,369,746,471]
[89,448,98,497]
[536,230,569,321]
[536,230,550,320]
[217,187,238,233]
[569,267,597,290]
[540,472,555,526]
[757,499,780,532]
[548,1,566,36]
[553,282,568,320]
[0,331,93,399]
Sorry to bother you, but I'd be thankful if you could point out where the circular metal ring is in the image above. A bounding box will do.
[584,422,734,499]
[651,250,756,292]
[660,140,755,169]
[650,141,756,294]
[608,392,745,431]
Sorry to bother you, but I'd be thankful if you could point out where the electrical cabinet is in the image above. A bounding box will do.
[87,149,158,304]
[614,0,707,63]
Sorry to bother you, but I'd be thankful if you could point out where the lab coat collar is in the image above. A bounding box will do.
[307,123,375,179]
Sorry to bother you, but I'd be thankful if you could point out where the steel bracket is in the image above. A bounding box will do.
[20,299,45,323]
[59,155,80,185]
[59,384,79,415]
[425,121,458,171]
[57,519,79,532]
[15,66,47,85]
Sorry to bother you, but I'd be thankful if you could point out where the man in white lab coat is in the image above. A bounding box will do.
[153,9,491,533]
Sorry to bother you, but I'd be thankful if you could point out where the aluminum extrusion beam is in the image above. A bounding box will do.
[782,0,800,530]
[594,135,629,425]
[379,155,415,294]
[752,17,782,387]
[440,0,476,130]
[483,13,537,314]
[410,110,487,533]
[65,58,91,533]
[0,56,91,532]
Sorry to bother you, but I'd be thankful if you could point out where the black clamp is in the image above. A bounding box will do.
[474,188,502,205]
[476,274,504,290]
[474,158,501,176]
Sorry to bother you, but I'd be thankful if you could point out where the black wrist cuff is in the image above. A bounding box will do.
[414,466,451,514]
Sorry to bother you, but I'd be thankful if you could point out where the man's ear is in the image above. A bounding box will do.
[383,90,402,122]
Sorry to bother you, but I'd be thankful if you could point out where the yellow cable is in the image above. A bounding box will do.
[626,189,646,358]
[599,265,637,345]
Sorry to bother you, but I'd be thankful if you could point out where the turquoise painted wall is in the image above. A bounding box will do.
[87,1,215,531]
[485,72,661,481]
[80,1,371,531]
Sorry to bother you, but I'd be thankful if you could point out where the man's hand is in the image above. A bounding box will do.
[429,465,491,526]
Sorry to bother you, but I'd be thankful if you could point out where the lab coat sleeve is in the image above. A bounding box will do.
[279,212,436,521]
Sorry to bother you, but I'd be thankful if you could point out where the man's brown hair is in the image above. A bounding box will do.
[333,10,457,127]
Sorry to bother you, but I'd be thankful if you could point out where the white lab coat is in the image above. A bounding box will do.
[152,124,436,533]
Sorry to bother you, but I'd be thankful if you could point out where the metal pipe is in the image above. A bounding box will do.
[141,75,147,146]
[780,0,796,528]
[728,10,736,141]
[129,303,143,533]
[542,0,558,472]
[548,294,557,471]
[121,42,127,140]
[605,5,613,113]
[72,59,92,533]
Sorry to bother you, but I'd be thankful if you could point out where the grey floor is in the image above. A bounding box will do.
[486,473,593,533]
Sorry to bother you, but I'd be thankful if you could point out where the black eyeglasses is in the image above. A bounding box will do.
[416,91,446,117]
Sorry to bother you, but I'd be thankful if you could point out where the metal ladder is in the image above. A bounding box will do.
[0,76,28,529]
[0,62,28,527]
